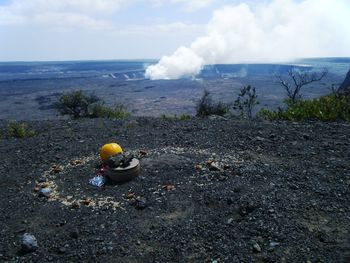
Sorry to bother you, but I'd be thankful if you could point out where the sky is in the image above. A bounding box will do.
[0,0,234,61]
[0,0,349,78]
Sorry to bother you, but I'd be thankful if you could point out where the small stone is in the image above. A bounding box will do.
[254,136,265,142]
[51,165,62,173]
[58,247,66,254]
[81,198,91,206]
[226,218,234,224]
[139,150,148,156]
[163,184,175,191]
[226,198,234,205]
[70,230,79,239]
[133,197,147,210]
[39,188,51,198]
[209,162,222,172]
[41,182,50,188]
[195,164,203,171]
[20,233,38,253]
[70,159,83,166]
[302,134,310,140]
[127,193,136,199]
[58,220,67,226]
[223,164,230,170]
[269,241,280,248]
[71,202,80,209]
[206,160,213,166]
[253,243,262,253]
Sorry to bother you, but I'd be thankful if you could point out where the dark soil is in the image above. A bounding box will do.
[0,117,349,262]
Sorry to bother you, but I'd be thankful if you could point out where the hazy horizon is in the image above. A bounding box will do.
[1,56,350,64]
[1,0,349,79]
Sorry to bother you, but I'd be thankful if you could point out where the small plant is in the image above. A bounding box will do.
[89,104,130,119]
[196,90,229,117]
[7,121,36,138]
[56,90,100,118]
[233,85,259,119]
[258,94,350,122]
[179,114,191,121]
[161,114,175,121]
[161,114,191,121]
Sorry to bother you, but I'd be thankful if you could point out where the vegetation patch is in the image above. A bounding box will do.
[7,121,36,138]
[196,90,229,117]
[55,90,130,119]
[233,85,259,119]
[161,114,191,121]
[258,94,350,122]
[88,104,130,119]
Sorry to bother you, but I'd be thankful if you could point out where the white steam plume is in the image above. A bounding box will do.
[145,0,350,80]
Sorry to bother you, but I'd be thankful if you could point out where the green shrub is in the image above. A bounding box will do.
[89,104,130,119]
[56,90,130,119]
[7,121,36,138]
[179,114,191,121]
[196,90,229,117]
[258,94,350,122]
[233,85,259,119]
[56,90,100,118]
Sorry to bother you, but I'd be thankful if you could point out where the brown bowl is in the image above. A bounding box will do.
[106,158,140,183]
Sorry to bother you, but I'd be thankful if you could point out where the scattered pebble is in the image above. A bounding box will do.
[163,184,175,191]
[81,198,91,206]
[133,197,147,210]
[70,159,83,166]
[253,243,262,253]
[226,218,234,224]
[58,247,66,254]
[254,136,265,142]
[20,233,38,253]
[195,164,203,171]
[39,188,51,198]
[206,160,213,166]
[269,241,280,248]
[139,150,148,156]
[52,165,62,173]
[69,229,79,239]
[209,162,222,172]
[127,193,136,199]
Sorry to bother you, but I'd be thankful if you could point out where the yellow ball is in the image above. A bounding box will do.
[100,143,123,163]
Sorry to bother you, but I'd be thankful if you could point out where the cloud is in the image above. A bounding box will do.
[114,22,204,36]
[0,0,128,28]
[152,0,215,11]
[146,0,350,80]
[33,12,112,30]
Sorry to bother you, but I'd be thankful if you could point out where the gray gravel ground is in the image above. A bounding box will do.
[0,117,349,262]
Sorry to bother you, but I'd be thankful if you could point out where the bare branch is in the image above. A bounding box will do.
[277,67,328,102]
